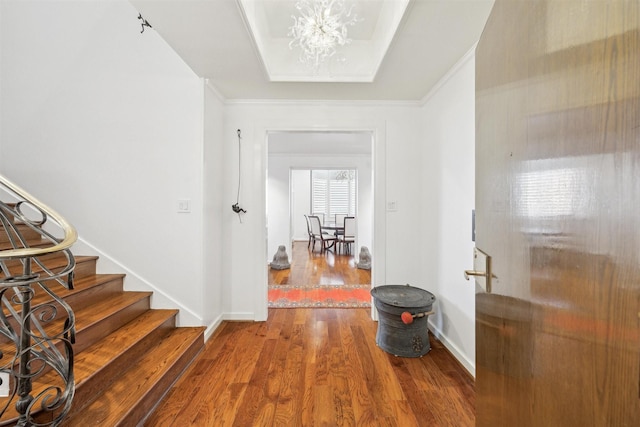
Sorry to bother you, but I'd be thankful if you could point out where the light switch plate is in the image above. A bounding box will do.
[177,199,191,213]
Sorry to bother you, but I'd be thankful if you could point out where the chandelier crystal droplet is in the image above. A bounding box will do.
[288,0,361,69]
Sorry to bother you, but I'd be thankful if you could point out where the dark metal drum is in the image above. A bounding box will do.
[371,284,436,357]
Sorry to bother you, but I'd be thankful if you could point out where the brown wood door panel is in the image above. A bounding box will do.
[476,1,640,426]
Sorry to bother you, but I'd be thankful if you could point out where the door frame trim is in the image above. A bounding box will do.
[255,119,387,321]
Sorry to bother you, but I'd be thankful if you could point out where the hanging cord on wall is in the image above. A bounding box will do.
[232,129,247,223]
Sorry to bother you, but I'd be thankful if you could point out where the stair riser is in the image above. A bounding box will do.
[0,207,15,225]
[2,260,72,284]
[0,304,71,352]
[0,282,138,352]
[62,277,124,312]
[1,256,96,282]
[1,251,61,270]
[0,276,123,334]
[70,259,97,281]
[0,294,154,358]
[72,297,151,355]
[0,224,42,244]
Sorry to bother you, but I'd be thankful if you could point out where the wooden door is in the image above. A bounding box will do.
[475,1,640,425]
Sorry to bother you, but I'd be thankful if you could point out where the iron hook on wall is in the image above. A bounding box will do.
[138,13,152,34]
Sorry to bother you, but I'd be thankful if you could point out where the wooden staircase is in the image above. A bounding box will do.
[0,223,205,425]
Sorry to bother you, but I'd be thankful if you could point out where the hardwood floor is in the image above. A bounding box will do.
[145,308,475,426]
[269,241,371,286]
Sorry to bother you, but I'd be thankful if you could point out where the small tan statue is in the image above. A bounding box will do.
[356,246,372,270]
[270,245,291,270]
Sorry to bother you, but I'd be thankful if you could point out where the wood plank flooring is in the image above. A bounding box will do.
[145,308,475,426]
[269,241,371,286]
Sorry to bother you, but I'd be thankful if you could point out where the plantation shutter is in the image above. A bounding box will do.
[310,169,357,219]
[311,173,327,214]
[329,177,349,216]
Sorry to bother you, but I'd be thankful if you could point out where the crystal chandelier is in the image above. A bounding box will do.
[288,0,360,69]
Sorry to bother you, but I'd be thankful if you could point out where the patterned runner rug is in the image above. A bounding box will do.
[268,284,371,308]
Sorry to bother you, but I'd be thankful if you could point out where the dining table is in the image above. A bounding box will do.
[321,222,345,252]
[321,222,345,235]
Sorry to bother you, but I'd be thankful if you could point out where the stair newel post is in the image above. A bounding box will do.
[15,259,35,426]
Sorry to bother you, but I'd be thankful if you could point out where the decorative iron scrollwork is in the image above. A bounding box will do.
[1,175,77,426]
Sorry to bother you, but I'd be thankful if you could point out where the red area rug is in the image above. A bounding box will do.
[268,284,371,308]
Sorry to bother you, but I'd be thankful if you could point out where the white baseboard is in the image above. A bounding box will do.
[205,313,224,341]
[223,311,256,321]
[428,320,475,378]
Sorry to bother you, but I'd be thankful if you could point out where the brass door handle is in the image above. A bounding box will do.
[464,270,487,280]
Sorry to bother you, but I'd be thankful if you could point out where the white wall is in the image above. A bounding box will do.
[0,0,206,326]
[222,102,426,320]
[267,152,373,262]
[421,50,477,375]
[291,169,310,241]
[202,82,225,335]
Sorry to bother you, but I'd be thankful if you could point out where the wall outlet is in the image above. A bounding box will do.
[0,372,10,397]
[386,201,397,211]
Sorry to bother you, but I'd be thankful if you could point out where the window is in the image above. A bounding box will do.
[311,170,357,217]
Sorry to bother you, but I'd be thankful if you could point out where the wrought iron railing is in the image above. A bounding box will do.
[0,175,77,426]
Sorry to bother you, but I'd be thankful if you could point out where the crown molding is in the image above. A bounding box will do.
[204,79,226,102]
[420,43,477,106]
[223,98,422,108]
[268,152,370,158]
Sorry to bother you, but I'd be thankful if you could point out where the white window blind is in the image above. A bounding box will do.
[312,177,327,214]
[311,170,356,218]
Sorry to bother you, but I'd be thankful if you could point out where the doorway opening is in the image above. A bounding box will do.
[266,131,373,308]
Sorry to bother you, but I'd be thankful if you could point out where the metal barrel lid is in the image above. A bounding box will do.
[370,284,435,308]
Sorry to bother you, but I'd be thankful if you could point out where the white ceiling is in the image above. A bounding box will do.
[130,0,495,101]
[237,0,411,82]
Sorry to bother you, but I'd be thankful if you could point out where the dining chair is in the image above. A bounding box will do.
[304,214,313,248]
[334,214,347,236]
[338,216,356,254]
[311,212,325,225]
[309,215,337,252]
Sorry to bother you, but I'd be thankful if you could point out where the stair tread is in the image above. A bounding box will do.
[62,326,205,426]
[0,310,180,423]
